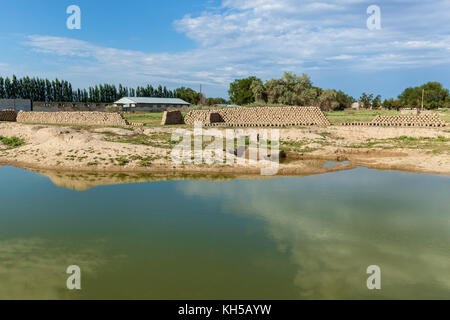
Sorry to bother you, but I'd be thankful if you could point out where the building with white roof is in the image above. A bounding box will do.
[114,97,190,112]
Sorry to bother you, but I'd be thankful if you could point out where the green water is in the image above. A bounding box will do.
[0,166,449,300]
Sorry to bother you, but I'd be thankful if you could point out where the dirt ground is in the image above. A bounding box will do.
[0,122,449,176]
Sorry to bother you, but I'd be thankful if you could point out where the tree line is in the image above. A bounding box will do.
[229,72,450,110]
[0,75,219,105]
[228,72,354,111]
[2,74,448,110]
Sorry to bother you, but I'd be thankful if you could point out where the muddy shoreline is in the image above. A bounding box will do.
[1,153,448,177]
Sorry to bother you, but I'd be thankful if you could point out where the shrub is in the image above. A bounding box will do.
[0,136,25,147]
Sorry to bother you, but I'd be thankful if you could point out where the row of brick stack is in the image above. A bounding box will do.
[183,107,331,127]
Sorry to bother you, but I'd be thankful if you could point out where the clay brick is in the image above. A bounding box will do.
[16,111,129,126]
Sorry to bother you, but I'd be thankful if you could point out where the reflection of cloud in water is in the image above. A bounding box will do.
[177,171,450,299]
[0,238,110,299]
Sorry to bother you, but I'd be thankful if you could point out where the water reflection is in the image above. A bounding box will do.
[177,169,450,299]
[0,238,116,299]
[30,158,350,191]
[0,166,448,299]
[31,169,237,191]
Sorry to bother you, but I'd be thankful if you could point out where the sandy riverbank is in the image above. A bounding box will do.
[0,122,449,176]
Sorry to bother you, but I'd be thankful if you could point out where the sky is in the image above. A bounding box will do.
[0,0,449,100]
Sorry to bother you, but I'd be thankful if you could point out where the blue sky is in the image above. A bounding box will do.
[0,0,449,99]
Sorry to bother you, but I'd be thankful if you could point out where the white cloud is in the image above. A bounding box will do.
[326,55,356,61]
[21,0,450,94]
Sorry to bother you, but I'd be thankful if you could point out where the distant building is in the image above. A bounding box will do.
[114,97,190,112]
[351,102,361,110]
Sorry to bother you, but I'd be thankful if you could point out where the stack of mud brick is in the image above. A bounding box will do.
[183,107,331,127]
[16,111,130,127]
[343,114,446,127]
[0,110,17,122]
[183,110,213,125]
[161,110,185,125]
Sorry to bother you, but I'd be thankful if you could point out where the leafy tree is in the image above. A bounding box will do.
[398,87,421,109]
[372,95,382,109]
[0,77,5,99]
[359,92,374,109]
[316,89,338,111]
[174,87,201,105]
[382,98,402,110]
[398,82,449,109]
[4,77,12,99]
[265,72,317,106]
[228,76,260,105]
[335,90,354,110]
[250,78,266,103]
[206,97,228,106]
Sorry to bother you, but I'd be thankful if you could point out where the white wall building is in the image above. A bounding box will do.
[114,97,190,112]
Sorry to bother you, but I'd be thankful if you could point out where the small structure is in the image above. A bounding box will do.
[351,102,361,110]
[114,97,190,112]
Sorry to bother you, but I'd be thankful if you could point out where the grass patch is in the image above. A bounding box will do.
[0,136,25,147]
[107,132,177,149]
[348,135,450,154]
[128,155,158,167]
[325,110,400,124]
[98,131,119,136]
[279,139,319,153]
[116,156,130,166]
[123,112,188,127]
[318,132,332,138]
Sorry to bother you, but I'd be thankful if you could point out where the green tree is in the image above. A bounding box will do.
[421,82,449,109]
[382,98,401,110]
[359,92,374,109]
[228,76,260,105]
[206,97,228,106]
[316,89,338,111]
[265,72,316,105]
[11,75,19,99]
[398,82,449,109]
[0,77,5,99]
[174,87,201,105]
[250,78,266,103]
[372,95,382,109]
[4,77,12,99]
[335,90,354,110]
